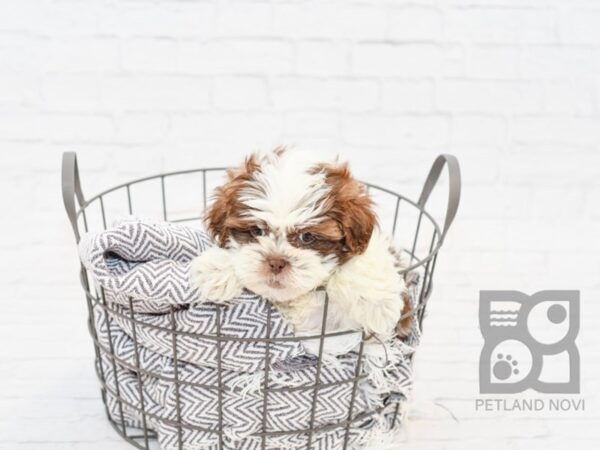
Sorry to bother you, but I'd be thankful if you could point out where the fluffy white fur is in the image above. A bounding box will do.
[190,245,244,303]
[190,150,406,338]
[276,229,405,338]
[239,151,333,229]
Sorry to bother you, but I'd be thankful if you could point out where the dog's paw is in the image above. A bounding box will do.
[190,247,244,303]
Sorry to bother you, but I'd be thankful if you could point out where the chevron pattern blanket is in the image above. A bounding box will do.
[79,218,417,450]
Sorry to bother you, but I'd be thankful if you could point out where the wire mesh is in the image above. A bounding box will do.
[63,155,458,450]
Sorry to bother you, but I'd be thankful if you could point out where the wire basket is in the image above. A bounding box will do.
[62,152,460,450]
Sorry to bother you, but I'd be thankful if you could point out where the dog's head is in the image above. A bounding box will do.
[204,148,376,303]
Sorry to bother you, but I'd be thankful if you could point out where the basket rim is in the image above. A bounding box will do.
[75,167,444,274]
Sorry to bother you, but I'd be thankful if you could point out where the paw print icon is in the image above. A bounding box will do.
[479,290,580,394]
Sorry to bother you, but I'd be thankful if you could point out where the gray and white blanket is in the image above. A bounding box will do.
[79,218,417,450]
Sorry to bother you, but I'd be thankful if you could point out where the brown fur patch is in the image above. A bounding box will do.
[204,153,262,246]
[228,224,268,244]
[396,291,413,338]
[288,218,345,256]
[272,145,287,157]
[309,162,377,263]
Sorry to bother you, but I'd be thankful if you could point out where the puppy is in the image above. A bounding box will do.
[191,149,412,340]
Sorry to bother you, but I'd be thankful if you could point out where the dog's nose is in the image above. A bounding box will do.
[267,256,289,274]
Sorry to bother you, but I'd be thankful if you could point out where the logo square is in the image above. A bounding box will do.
[479,290,580,394]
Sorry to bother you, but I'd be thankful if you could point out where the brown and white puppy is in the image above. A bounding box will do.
[190,149,412,340]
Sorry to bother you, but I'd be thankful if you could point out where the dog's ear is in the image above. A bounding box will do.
[204,153,261,246]
[340,186,376,255]
[315,162,376,257]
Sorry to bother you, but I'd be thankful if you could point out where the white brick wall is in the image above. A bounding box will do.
[0,0,599,449]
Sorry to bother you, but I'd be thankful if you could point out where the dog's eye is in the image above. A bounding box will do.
[250,226,266,238]
[298,232,316,244]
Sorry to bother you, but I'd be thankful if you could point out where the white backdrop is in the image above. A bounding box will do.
[1,1,599,449]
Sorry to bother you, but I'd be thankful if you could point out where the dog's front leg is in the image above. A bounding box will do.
[190,246,244,303]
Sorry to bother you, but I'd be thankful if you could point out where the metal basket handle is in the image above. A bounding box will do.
[417,154,461,242]
[62,151,84,243]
